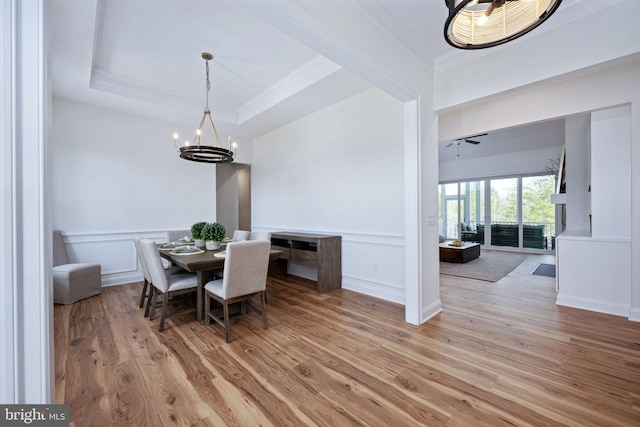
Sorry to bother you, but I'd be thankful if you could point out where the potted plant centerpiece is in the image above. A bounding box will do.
[191,221,208,249]
[202,222,226,250]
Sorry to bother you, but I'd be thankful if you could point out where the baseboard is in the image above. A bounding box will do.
[422,299,443,323]
[101,271,143,287]
[556,293,631,318]
[342,276,404,304]
[628,307,640,322]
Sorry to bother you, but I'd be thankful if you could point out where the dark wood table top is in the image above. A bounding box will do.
[160,247,283,272]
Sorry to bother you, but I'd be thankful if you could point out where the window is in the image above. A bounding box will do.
[439,174,555,252]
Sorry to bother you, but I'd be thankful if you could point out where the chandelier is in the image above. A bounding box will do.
[444,0,563,50]
[173,52,236,163]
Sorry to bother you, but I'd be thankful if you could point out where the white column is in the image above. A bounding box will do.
[0,0,53,403]
[403,100,421,324]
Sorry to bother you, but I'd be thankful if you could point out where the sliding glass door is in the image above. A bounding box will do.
[522,175,556,250]
[488,177,518,248]
[439,174,555,253]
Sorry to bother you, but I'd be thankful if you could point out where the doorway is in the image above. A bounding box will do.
[216,163,251,234]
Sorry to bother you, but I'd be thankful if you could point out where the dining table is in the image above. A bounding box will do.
[159,245,282,323]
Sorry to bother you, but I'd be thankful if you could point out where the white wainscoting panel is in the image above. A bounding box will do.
[61,230,169,287]
[556,234,632,318]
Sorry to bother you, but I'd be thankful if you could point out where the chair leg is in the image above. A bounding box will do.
[144,282,154,318]
[204,291,211,325]
[139,279,148,308]
[261,291,267,330]
[149,287,158,320]
[223,301,230,343]
[159,293,169,332]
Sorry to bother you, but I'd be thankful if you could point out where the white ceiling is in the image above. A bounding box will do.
[51,0,580,145]
[438,119,566,163]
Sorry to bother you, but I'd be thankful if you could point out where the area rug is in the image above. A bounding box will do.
[440,251,528,282]
[531,263,556,278]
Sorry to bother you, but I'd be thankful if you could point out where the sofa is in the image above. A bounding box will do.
[475,224,546,249]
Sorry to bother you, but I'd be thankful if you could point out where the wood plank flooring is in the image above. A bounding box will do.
[55,255,640,426]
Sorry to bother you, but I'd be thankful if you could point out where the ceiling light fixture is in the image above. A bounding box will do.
[173,52,236,163]
[444,0,563,50]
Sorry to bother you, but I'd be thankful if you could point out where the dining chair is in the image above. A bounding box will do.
[231,230,251,241]
[204,240,271,342]
[249,231,271,241]
[139,238,198,331]
[133,236,186,316]
[166,229,192,242]
[53,230,102,304]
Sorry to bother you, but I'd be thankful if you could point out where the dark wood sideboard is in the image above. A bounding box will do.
[269,232,342,293]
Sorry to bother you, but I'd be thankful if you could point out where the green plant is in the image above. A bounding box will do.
[191,221,208,240]
[201,222,226,242]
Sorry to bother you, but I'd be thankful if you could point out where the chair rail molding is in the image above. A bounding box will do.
[59,230,172,287]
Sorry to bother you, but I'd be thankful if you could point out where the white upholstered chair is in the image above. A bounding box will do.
[204,240,271,342]
[53,230,102,304]
[139,238,198,331]
[249,231,271,242]
[231,230,251,241]
[133,235,186,317]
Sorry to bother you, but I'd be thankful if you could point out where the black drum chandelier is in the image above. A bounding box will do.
[444,0,563,49]
[173,52,236,163]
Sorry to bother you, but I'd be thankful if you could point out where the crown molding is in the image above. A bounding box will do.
[238,55,341,123]
[89,68,239,124]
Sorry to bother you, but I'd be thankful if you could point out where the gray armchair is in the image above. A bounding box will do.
[460,222,477,242]
[53,230,101,304]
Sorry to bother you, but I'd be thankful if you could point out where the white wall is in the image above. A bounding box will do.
[435,0,640,111]
[252,88,406,303]
[439,56,640,321]
[51,98,219,285]
[557,105,632,318]
[591,105,631,238]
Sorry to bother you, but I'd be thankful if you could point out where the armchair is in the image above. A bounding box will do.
[460,222,477,242]
[53,230,101,304]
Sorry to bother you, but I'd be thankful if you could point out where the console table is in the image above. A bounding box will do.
[270,232,342,293]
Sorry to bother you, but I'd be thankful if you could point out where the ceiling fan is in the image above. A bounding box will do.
[444,133,488,157]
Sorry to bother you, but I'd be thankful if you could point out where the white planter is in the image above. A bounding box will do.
[205,241,220,251]
[194,239,205,249]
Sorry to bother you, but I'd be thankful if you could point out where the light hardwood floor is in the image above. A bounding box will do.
[55,255,640,426]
